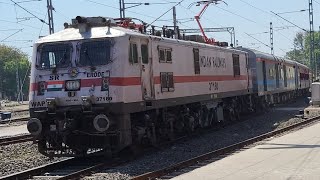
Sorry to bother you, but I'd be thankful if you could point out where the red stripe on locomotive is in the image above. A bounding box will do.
[30,75,248,91]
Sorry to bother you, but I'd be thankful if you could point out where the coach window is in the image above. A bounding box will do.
[232,54,240,76]
[160,72,174,92]
[129,43,138,64]
[193,48,200,74]
[141,44,149,64]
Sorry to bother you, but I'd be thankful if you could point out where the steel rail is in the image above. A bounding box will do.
[0,158,74,180]
[0,155,125,180]
[0,134,32,146]
[0,117,29,123]
[58,159,128,180]
[0,109,28,112]
[132,115,320,180]
[2,113,318,180]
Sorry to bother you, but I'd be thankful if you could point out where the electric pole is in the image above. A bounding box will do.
[16,64,20,103]
[270,22,274,55]
[47,0,54,34]
[119,0,125,18]
[309,0,315,79]
[173,6,177,39]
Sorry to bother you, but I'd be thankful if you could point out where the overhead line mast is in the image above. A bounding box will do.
[47,0,54,34]
[270,22,274,55]
[309,0,316,79]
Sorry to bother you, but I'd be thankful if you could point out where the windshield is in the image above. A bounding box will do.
[38,43,71,69]
[78,39,111,66]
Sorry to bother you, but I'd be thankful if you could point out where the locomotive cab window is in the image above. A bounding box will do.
[37,43,72,69]
[79,40,111,66]
[129,43,138,64]
[233,54,240,76]
[158,47,172,63]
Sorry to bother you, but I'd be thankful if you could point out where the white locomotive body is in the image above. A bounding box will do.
[27,17,309,157]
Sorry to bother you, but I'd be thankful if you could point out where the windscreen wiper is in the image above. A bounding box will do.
[57,50,68,67]
[84,48,96,70]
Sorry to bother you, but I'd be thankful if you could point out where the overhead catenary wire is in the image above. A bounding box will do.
[177,2,252,45]
[10,0,48,24]
[270,11,307,32]
[38,11,48,37]
[237,0,303,38]
[0,1,12,4]
[236,0,310,58]
[147,0,186,27]
[245,33,271,48]
[1,40,32,42]
[85,0,158,19]
[216,6,268,28]
[0,29,24,31]
[238,0,272,16]
[0,29,24,42]
[180,0,300,55]
[0,19,39,29]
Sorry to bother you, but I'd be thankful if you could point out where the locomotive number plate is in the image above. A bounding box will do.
[96,96,112,102]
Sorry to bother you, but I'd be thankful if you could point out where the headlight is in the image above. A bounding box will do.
[65,80,80,91]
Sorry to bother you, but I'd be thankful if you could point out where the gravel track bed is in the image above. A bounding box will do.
[0,142,64,177]
[83,99,310,180]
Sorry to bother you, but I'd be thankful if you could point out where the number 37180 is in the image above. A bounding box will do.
[209,82,219,91]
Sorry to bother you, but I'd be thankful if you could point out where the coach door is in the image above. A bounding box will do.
[140,39,154,100]
[275,63,280,88]
[262,61,267,91]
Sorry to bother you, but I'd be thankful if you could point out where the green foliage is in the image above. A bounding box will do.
[285,31,320,68]
[0,44,30,100]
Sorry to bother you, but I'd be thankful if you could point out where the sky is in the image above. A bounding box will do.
[0,0,319,60]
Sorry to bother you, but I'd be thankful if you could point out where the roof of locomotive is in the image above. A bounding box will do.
[36,26,129,43]
[239,47,309,69]
[35,24,246,54]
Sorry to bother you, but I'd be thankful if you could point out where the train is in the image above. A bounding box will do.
[27,16,310,157]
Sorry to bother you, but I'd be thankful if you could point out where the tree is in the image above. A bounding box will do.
[285,31,320,69]
[0,44,31,100]
[285,32,308,66]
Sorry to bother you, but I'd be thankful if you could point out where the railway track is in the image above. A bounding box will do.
[0,117,29,123]
[0,134,32,146]
[132,115,320,180]
[0,109,29,123]
[2,115,319,180]
[0,155,128,180]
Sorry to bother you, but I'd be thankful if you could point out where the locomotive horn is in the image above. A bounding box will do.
[27,118,42,136]
[76,16,87,23]
[93,114,110,132]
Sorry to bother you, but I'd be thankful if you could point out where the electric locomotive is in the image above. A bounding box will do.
[27,16,310,157]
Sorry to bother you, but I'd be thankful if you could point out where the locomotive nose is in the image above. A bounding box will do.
[93,114,110,132]
[27,118,42,136]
